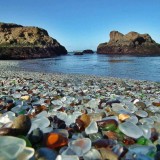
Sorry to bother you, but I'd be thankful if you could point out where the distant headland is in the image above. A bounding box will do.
[97,31,160,55]
[0,22,67,59]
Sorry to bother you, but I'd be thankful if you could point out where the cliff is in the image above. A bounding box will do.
[97,31,160,55]
[0,22,67,59]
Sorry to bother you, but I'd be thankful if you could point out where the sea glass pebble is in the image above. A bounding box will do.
[119,121,143,139]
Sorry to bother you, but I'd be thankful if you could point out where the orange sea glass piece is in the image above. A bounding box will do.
[80,114,91,128]
[45,133,68,149]
[152,102,160,107]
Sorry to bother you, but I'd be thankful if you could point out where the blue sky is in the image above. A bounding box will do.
[0,0,160,51]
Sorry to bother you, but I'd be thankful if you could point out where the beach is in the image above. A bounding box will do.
[0,60,160,160]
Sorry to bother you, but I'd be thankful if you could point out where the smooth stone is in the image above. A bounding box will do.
[83,148,102,160]
[136,136,151,145]
[3,111,15,121]
[45,133,68,149]
[80,114,91,128]
[85,121,98,134]
[112,144,127,157]
[0,136,26,159]
[154,122,160,133]
[128,144,156,155]
[29,116,50,133]
[102,116,119,122]
[61,146,77,155]
[125,152,152,160]
[87,99,100,108]
[56,112,67,121]
[69,138,91,156]
[12,115,31,135]
[65,114,77,126]
[92,139,117,148]
[119,121,143,139]
[98,148,118,160]
[118,113,130,121]
[103,131,121,141]
[21,95,30,101]
[35,147,58,160]
[89,132,103,142]
[133,99,140,104]
[139,118,154,125]
[28,128,43,144]
[135,110,148,118]
[97,119,118,131]
[12,93,21,99]
[17,147,35,160]
[155,151,160,160]
[0,128,17,136]
[41,127,53,134]
[135,102,146,109]
[51,100,63,106]
[52,129,69,138]
[88,112,106,121]
[112,103,125,112]
[0,113,15,124]
[11,105,24,114]
[152,102,160,107]
[18,135,32,147]
[36,111,48,118]
[56,155,79,160]
[139,125,151,139]
[125,115,138,124]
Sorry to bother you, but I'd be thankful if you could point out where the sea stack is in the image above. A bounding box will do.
[97,31,160,55]
[82,49,94,54]
[0,22,67,59]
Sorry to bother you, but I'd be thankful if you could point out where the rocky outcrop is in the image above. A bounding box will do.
[74,51,83,55]
[82,49,94,54]
[0,22,67,59]
[97,31,160,55]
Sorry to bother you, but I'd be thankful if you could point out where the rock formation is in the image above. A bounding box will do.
[0,22,67,59]
[74,51,83,55]
[82,49,94,54]
[97,31,160,55]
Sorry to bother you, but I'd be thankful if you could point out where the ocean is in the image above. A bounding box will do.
[18,53,160,82]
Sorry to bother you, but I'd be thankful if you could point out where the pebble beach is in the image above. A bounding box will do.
[0,60,160,160]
